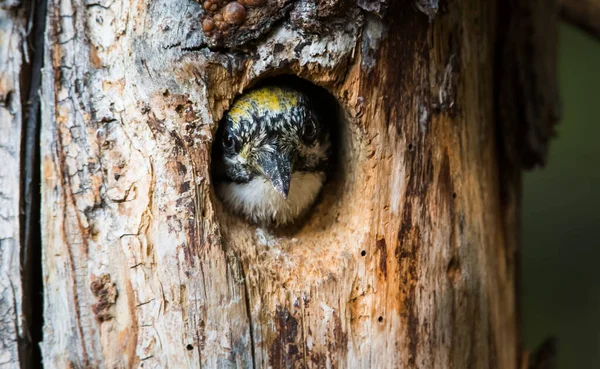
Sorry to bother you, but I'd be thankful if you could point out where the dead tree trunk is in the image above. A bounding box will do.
[0,4,27,367]
[1,0,559,368]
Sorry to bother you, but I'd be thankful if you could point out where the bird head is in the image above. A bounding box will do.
[215,85,329,199]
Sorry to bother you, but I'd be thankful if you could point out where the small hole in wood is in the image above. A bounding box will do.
[408,143,414,151]
[378,316,383,322]
[186,344,194,351]
[361,250,366,256]
[452,192,457,199]
[447,257,462,285]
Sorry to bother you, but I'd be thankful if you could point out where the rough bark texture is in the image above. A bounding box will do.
[39,0,529,368]
[0,4,26,368]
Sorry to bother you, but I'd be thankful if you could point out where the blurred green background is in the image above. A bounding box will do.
[522,23,600,368]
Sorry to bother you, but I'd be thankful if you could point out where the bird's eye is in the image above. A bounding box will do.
[223,132,240,152]
[302,119,317,143]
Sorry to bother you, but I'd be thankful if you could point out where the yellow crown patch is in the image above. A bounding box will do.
[228,86,299,125]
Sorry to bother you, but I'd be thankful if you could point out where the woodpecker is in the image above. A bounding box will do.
[213,85,330,226]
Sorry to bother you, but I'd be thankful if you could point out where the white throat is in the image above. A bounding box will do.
[218,171,325,225]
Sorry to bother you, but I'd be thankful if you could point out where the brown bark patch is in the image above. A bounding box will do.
[375,237,387,278]
[90,274,118,322]
[269,306,301,369]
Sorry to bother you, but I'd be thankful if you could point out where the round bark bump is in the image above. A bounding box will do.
[202,18,216,32]
[223,2,246,25]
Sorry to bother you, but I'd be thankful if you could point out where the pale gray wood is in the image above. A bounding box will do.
[0,6,27,368]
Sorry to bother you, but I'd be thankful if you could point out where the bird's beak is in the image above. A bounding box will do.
[256,152,292,199]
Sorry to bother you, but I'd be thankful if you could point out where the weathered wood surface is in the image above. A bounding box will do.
[40,0,523,368]
[0,4,26,368]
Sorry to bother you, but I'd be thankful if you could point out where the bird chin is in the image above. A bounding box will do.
[218,171,326,226]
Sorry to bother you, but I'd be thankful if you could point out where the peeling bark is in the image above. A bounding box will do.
[36,0,556,367]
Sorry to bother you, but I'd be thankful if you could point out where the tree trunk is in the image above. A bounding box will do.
[0,0,559,367]
[0,4,27,367]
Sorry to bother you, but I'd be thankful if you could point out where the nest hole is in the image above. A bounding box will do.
[210,75,349,232]
[210,74,369,285]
